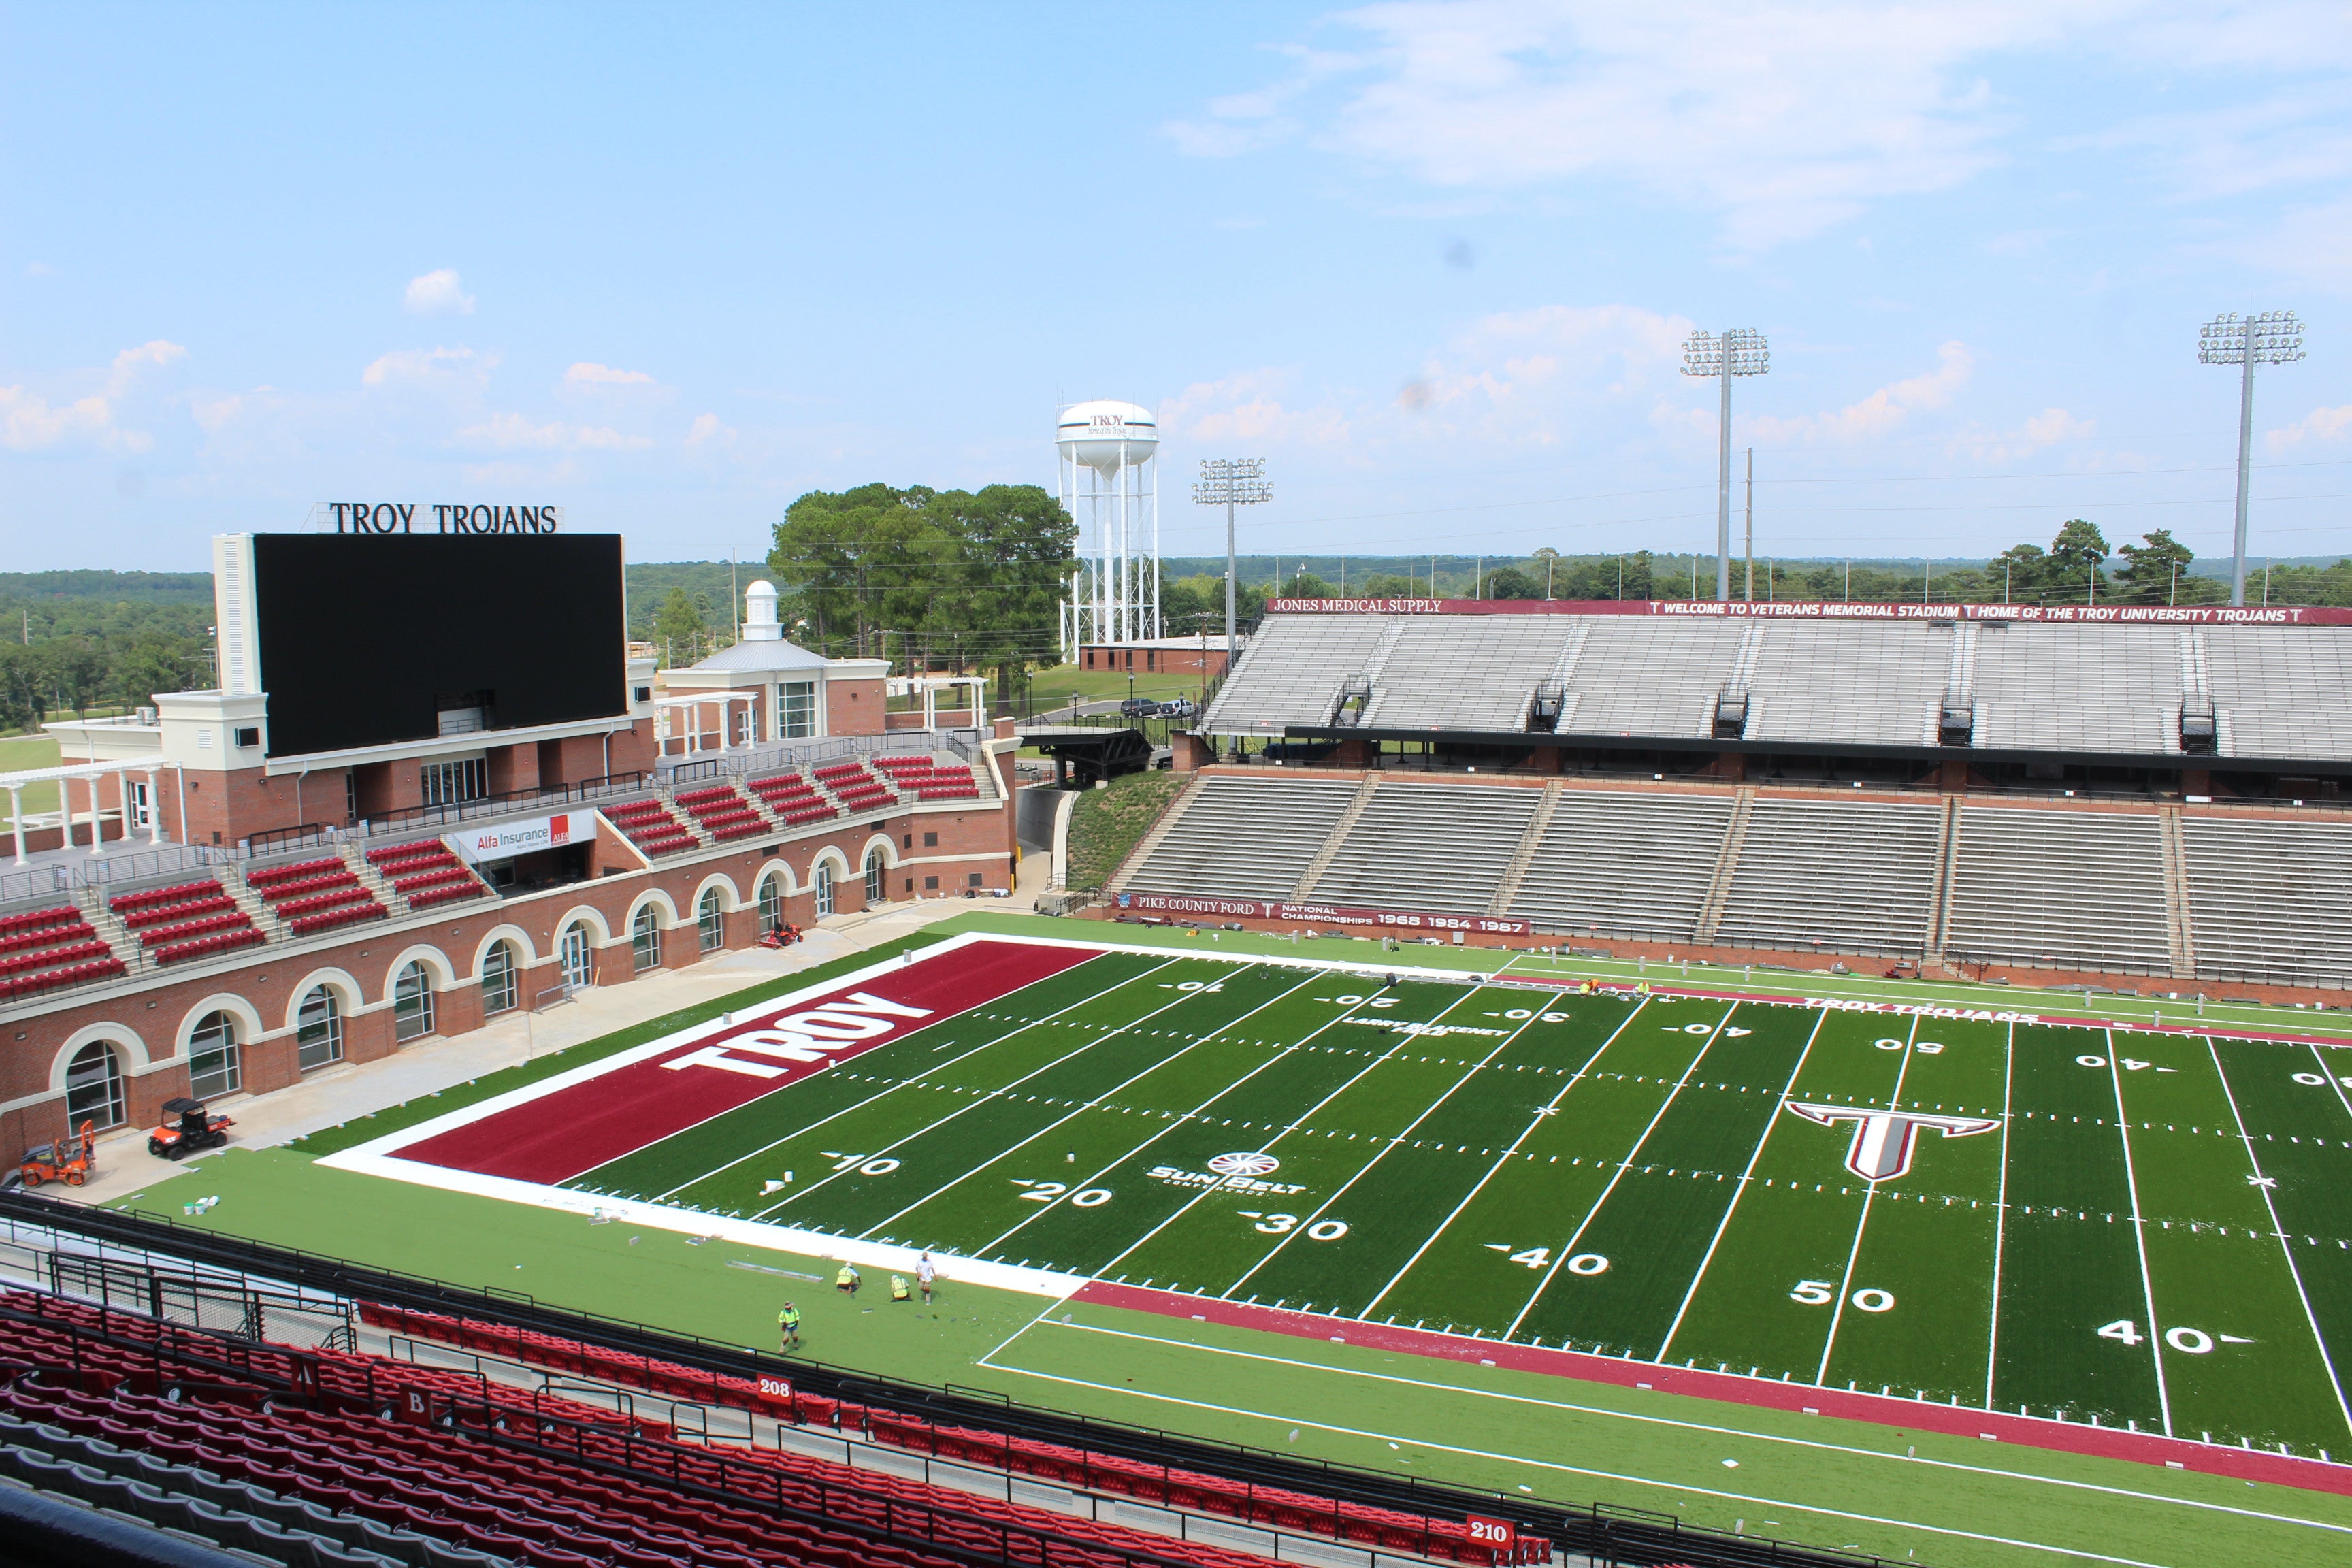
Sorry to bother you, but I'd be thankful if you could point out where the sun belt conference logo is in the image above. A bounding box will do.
[1207,1152,1281,1178]
[1116,893,1132,908]
[1783,1102,1999,1181]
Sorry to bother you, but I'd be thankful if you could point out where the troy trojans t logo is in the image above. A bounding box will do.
[1783,1102,2000,1181]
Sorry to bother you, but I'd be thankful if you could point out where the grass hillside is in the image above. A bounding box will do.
[1064,770,1188,891]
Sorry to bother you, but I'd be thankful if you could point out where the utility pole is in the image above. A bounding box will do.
[1743,447,1755,603]
[1680,327,1770,601]
[1193,458,1269,674]
[2199,311,2307,606]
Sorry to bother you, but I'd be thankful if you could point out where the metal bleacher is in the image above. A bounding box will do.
[1742,623,1951,747]
[1713,798,1944,956]
[1944,806,2173,973]
[1307,782,1544,913]
[1356,618,1578,731]
[2181,815,2352,987]
[1504,789,1736,941]
[1124,776,1362,900]
[1554,619,1746,739]
[1198,615,1392,733]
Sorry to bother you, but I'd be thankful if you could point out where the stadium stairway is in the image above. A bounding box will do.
[67,888,141,975]
[216,866,285,944]
[1483,782,1561,917]
[1100,775,1209,899]
[2157,805,2198,979]
[1689,786,1754,943]
[1288,776,1380,900]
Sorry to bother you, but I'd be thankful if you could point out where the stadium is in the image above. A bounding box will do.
[2,542,2351,1568]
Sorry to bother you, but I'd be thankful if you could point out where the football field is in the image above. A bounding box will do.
[328,931,2352,1464]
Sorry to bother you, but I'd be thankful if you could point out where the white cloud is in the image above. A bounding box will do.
[1747,342,1974,443]
[1950,404,2096,464]
[403,268,476,316]
[455,412,652,453]
[1160,369,1352,448]
[564,361,656,387]
[0,338,188,452]
[1171,2,2352,250]
[685,412,738,448]
[2267,403,2352,452]
[361,346,496,389]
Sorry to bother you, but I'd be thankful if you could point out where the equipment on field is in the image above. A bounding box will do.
[16,1119,97,1188]
[148,1097,233,1160]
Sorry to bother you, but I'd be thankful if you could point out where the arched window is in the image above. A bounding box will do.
[295,987,343,1072]
[698,889,725,952]
[64,1041,125,1130]
[560,923,593,990]
[813,862,835,919]
[393,962,435,1043]
[864,848,887,906]
[189,1011,241,1099]
[632,905,663,972]
[482,941,519,1015]
[757,875,784,936]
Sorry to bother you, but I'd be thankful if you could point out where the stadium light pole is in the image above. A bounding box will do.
[2199,311,2306,606]
[1681,328,1769,602]
[1194,458,1270,672]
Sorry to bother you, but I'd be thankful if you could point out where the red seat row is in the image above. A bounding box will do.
[0,956,125,999]
[0,904,81,937]
[289,902,389,937]
[257,869,361,902]
[153,927,266,965]
[246,855,345,889]
[108,878,223,914]
[365,837,458,872]
[604,799,697,855]
[0,938,112,978]
[118,893,238,929]
[273,884,375,919]
[408,883,487,911]
[392,864,475,894]
[673,783,740,808]
[0,917,96,956]
[136,910,255,947]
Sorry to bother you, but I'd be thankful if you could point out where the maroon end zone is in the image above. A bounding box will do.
[1075,1281,2352,1498]
[393,938,1101,1184]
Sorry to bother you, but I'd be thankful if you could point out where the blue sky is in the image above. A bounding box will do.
[3,1,2348,574]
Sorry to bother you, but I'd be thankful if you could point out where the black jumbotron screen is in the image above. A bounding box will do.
[251,534,627,759]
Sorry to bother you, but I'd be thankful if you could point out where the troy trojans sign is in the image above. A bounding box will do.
[1783,1102,2000,1181]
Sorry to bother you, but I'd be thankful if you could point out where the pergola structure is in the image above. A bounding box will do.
[3,757,188,866]
[653,693,758,760]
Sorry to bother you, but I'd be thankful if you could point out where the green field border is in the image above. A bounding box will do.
[984,912,2352,1047]
[289,928,963,1157]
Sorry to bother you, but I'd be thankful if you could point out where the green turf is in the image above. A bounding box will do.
[122,915,2352,1567]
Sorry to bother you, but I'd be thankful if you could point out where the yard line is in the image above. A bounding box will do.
[858,969,1322,1239]
[1218,986,1546,1300]
[1020,1316,2352,1537]
[1085,987,1428,1281]
[1356,997,1654,1320]
[751,962,1262,1222]
[1502,1002,1740,1342]
[977,1042,1306,1257]
[2106,1031,2173,1439]
[2310,1039,2352,1125]
[1655,1004,1831,1365]
[647,953,1188,1201]
[981,1359,2199,1568]
[1810,1014,1921,1385]
[1985,1019,2016,1411]
[2207,1037,2352,1441]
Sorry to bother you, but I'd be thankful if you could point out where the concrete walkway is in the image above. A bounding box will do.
[68,852,1051,1207]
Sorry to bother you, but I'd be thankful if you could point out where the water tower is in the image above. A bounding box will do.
[1056,399,1159,658]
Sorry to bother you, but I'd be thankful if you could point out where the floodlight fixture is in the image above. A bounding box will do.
[1194,458,1271,671]
[2200,311,2307,606]
[1681,328,1770,601]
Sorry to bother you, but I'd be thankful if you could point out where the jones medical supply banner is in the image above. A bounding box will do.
[1116,890,1533,936]
[1262,597,2352,626]
[451,811,584,862]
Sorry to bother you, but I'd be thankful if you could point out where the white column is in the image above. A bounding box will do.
[144,769,162,844]
[7,786,22,865]
[86,774,105,855]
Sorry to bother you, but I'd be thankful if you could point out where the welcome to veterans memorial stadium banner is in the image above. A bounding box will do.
[1263,597,2352,625]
